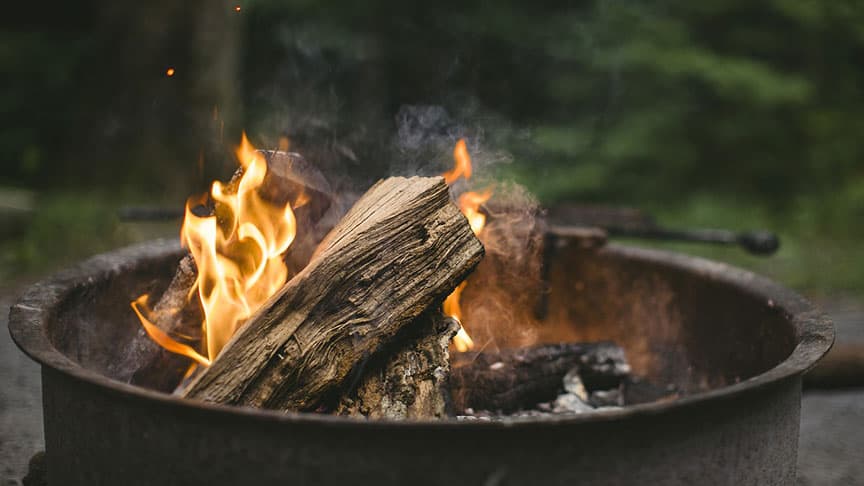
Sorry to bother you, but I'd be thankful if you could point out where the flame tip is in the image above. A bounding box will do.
[135,132,297,365]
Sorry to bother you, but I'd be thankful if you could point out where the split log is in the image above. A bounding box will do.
[449,341,629,413]
[182,176,485,411]
[336,312,459,419]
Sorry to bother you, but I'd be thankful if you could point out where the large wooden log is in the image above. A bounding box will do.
[336,312,459,419]
[182,176,484,411]
[449,342,629,413]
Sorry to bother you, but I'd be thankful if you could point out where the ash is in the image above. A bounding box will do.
[456,351,677,421]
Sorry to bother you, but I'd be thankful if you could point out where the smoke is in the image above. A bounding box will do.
[390,103,514,181]
[222,28,547,350]
[459,182,546,352]
[387,104,546,351]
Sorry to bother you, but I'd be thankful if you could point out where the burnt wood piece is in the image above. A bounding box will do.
[182,176,485,411]
[129,254,202,391]
[336,312,459,419]
[449,342,629,413]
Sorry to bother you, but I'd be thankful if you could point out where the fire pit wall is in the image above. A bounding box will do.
[48,240,796,398]
[11,238,832,485]
[541,243,798,395]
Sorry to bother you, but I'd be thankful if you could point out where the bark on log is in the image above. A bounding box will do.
[449,341,629,413]
[182,176,485,411]
[336,312,459,419]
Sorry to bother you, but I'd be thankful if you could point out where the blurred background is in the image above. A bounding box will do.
[2,0,863,294]
[1,1,863,483]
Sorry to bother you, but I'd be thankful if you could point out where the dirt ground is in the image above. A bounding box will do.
[1,288,42,484]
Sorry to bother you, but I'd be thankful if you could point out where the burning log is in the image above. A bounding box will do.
[182,176,485,411]
[128,149,335,392]
[336,312,459,419]
[449,342,629,413]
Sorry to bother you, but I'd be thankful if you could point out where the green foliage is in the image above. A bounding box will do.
[0,195,130,280]
[4,0,864,295]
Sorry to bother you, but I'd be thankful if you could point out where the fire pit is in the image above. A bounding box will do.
[9,234,832,485]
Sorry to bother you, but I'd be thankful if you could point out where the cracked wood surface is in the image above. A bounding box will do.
[182,176,484,411]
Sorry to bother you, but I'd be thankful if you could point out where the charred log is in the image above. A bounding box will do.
[449,342,629,413]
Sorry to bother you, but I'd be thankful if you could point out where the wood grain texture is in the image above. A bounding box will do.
[182,176,484,411]
[336,312,459,419]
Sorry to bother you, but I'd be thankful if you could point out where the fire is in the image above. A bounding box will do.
[132,133,297,364]
[443,139,472,184]
[131,294,210,367]
[443,139,491,352]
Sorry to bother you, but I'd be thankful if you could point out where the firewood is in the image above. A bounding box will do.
[182,176,485,411]
[449,342,629,413]
[129,151,335,392]
[336,312,459,419]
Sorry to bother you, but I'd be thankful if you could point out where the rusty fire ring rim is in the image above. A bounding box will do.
[8,238,834,429]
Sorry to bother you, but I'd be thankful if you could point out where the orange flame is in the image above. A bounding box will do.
[132,133,297,364]
[443,139,472,184]
[131,295,211,367]
[442,139,491,351]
